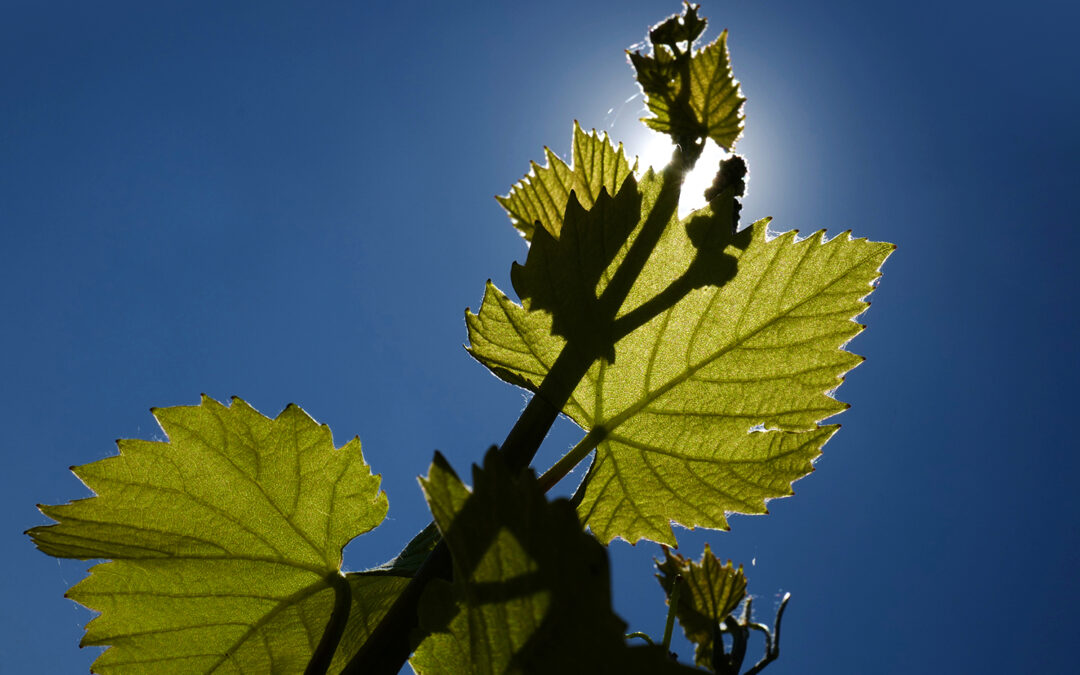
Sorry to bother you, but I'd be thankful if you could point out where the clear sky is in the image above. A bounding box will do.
[3,1,1078,672]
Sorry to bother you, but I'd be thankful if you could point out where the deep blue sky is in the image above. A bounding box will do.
[3,1,1077,672]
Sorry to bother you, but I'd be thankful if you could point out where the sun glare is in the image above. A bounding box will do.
[633,132,731,219]
[636,131,677,176]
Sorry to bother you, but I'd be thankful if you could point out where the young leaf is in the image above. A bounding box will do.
[657,544,747,668]
[410,449,699,674]
[468,154,893,545]
[629,3,745,150]
[496,122,635,242]
[27,396,389,673]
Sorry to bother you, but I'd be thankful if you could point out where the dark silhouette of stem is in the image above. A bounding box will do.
[341,147,720,675]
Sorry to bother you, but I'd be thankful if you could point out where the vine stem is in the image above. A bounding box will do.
[340,145,699,675]
[537,427,604,492]
[625,631,655,645]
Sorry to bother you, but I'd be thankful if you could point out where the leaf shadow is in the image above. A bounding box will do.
[414,449,698,673]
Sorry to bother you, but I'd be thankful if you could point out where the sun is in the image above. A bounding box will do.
[636,130,677,175]
[632,131,730,219]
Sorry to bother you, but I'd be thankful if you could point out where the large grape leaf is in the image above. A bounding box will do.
[628,3,745,150]
[656,544,747,668]
[495,121,635,242]
[27,396,392,673]
[467,159,893,545]
[409,448,699,674]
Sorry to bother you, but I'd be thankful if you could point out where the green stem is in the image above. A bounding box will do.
[537,427,605,492]
[625,631,656,646]
[662,574,683,652]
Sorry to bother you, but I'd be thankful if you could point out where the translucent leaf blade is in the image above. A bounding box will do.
[687,32,745,149]
[468,165,893,545]
[631,7,746,150]
[579,426,839,544]
[656,544,748,668]
[27,396,390,673]
[496,122,635,241]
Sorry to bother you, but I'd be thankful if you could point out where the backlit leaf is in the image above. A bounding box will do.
[467,158,893,545]
[629,4,745,150]
[496,121,635,241]
[657,544,747,668]
[27,396,390,673]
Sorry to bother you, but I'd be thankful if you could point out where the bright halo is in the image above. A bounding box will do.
[634,132,731,219]
[679,140,730,218]
[636,131,676,174]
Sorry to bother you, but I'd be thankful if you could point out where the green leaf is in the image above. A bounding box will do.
[657,544,747,668]
[27,396,390,673]
[629,4,745,150]
[467,163,893,545]
[410,449,699,674]
[495,121,636,242]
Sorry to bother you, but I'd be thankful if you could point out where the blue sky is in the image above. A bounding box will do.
[3,1,1077,672]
